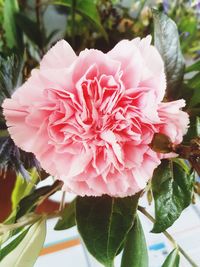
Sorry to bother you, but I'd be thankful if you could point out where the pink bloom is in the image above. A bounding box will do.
[2,37,189,197]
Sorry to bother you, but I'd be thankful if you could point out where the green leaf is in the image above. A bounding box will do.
[3,0,23,49]
[53,0,108,40]
[184,116,200,142]
[185,60,200,73]
[121,215,148,267]
[76,195,139,267]
[152,160,195,233]
[0,54,23,105]
[0,228,29,261]
[11,169,39,211]
[16,180,63,220]
[152,10,185,100]
[15,13,43,49]
[161,249,180,267]
[54,199,76,230]
[0,220,46,267]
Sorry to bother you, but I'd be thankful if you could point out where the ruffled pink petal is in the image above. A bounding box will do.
[40,40,77,69]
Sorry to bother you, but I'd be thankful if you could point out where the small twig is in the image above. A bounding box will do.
[59,191,66,212]
[138,206,198,267]
[0,211,61,235]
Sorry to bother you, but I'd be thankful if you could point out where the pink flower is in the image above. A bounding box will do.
[2,37,189,197]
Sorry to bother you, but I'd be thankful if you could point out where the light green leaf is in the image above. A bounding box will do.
[53,0,108,40]
[185,60,200,73]
[12,168,39,211]
[161,249,180,267]
[0,228,29,261]
[0,219,46,267]
[152,160,195,233]
[54,199,76,230]
[121,215,148,267]
[3,0,23,49]
[153,10,185,100]
[76,195,139,267]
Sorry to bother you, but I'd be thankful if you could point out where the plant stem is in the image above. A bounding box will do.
[59,191,66,212]
[0,211,61,235]
[138,206,198,267]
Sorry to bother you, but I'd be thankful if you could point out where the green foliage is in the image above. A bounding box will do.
[0,220,46,267]
[0,228,29,261]
[121,215,148,267]
[153,9,185,100]
[3,0,23,50]
[161,249,180,267]
[76,195,139,267]
[15,13,43,49]
[53,0,108,40]
[54,198,76,230]
[16,180,63,220]
[0,54,23,105]
[152,160,195,233]
[11,169,39,211]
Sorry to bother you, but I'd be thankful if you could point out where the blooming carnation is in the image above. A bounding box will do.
[3,36,189,197]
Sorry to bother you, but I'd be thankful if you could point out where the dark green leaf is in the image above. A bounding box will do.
[15,13,43,48]
[152,160,195,233]
[3,0,23,49]
[53,0,108,40]
[0,54,23,105]
[162,249,180,267]
[152,10,185,100]
[76,195,139,267]
[121,215,148,267]
[16,180,63,220]
[184,116,200,142]
[0,229,29,261]
[54,199,76,230]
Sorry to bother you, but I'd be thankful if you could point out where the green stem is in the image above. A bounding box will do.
[138,206,198,267]
[0,211,61,235]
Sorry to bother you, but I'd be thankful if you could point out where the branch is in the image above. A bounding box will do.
[138,206,198,267]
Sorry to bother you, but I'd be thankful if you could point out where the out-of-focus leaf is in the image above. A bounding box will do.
[153,10,185,100]
[53,0,108,40]
[0,220,46,267]
[161,249,180,267]
[76,195,139,267]
[0,228,29,261]
[0,54,23,105]
[184,116,200,142]
[187,72,200,107]
[152,160,195,233]
[11,169,39,211]
[186,60,200,73]
[121,215,148,267]
[0,137,39,180]
[16,180,63,220]
[54,199,76,230]
[3,0,23,49]
[15,13,43,48]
